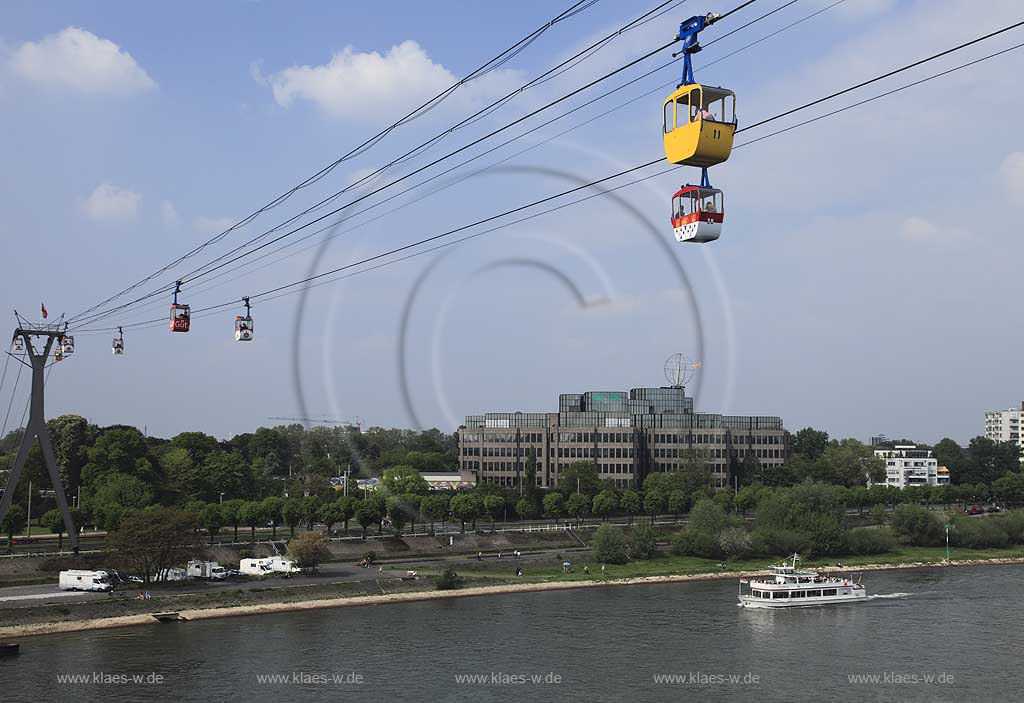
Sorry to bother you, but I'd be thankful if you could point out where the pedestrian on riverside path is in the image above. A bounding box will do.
[584,565,590,575]
[601,564,606,575]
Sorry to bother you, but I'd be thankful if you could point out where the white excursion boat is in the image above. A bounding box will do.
[738,554,867,608]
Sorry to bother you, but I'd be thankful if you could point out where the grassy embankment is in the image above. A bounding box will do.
[440,545,1024,583]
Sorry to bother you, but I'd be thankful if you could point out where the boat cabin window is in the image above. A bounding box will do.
[806,590,821,598]
[822,589,837,596]
[772,591,789,599]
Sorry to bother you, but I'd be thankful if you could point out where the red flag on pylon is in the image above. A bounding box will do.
[41,302,48,319]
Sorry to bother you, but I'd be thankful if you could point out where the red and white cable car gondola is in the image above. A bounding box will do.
[234,297,254,342]
[670,184,723,244]
[170,281,191,333]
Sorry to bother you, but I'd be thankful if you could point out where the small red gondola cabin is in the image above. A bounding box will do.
[170,303,191,333]
[670,186,723,243]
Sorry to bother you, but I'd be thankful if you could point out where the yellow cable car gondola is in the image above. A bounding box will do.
[662,13,736,168]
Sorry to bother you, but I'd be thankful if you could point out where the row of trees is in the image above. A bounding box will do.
[669,481,1024,562]
[0,418,458,534]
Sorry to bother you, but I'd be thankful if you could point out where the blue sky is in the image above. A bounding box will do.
[1,0,1023,444]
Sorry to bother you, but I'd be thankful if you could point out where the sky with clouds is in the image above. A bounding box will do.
[1,0,1022,444]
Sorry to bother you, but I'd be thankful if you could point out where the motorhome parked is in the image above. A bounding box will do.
[187,560,228,580]
[59,570,112,592]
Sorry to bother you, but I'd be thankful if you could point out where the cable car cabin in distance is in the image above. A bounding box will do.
[170,304,190,333]
[671,186,723,243]
[663,84,736,167]
[60,336,75,355]
[234,316,253,342]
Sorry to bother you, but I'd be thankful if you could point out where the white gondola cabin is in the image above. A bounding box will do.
[112,339,125,356]
[671,185,723,243]
[60,335,75,355]
[234,316,254,342]
[12,337,24,353]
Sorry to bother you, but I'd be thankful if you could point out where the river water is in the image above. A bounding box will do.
[2,564,1021,702]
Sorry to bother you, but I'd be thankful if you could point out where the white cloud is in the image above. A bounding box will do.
[8,27,155,95]
[265,40,516,121]
[80,183,141,222]
[999,152,1024,206]
[899,216,971,246]
[193,215,236,235]
[160,200,180,227]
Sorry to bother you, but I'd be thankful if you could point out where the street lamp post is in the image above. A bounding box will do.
[219,492,225,504]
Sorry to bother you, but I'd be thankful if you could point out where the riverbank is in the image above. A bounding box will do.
[3,552,1024,640]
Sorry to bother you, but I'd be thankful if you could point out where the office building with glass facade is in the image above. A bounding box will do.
[457,386,788,490]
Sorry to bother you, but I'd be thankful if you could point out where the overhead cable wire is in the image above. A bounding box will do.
[69,20,1024,335]
[71,0,770,328]
[66,0,605,322]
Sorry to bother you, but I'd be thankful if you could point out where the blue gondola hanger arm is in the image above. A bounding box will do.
[672,13,721,86]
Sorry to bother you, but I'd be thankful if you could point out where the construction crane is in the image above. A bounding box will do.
[267,416,362,430]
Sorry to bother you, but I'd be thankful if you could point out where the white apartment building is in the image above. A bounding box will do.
[984,403,1024,462]
[871,445,949,489]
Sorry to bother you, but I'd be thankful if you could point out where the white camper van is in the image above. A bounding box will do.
[59,570,112,592]
[239,556,300,577]
[187,560,228,580]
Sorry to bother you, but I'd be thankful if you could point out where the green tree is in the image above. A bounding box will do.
[557,461,602,496]
[387,496,409,534]
[814,439,884,487]
[381,465,429,495]
[301,495,321,530]
[281,497,305,537]
[336,495,358,534]
[543,492,564,521]
[449,493,481,533]
[422,494,450,534]
[40,509,67,551]
[591,524,628,564]
[201,503,224,545]
[667,489,689,522]
[932,438,962,475]
[630,522,657,560]
[355,500,379,539]
[523,447,539,498]
[643,485,668,524]
[239,501,263,543]
[109,507,204,584]
[890,503,944,546]
[566,493,590,522]
[85,472,154,530]
[792,427,830,461]
[260,496,283,540]
[961,437,1020,486]
[620,490,642,525]
[2,505,26,551]
[718,526,753,560]
[734,485,762,518]
[591,490,619,521]
[319,501,345,535]
[482,494,505,532]
[221,499,246,541]
[515,496,536,522]
[287,531,331,572]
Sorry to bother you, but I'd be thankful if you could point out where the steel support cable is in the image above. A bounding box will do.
[74,0,815,325]
[69,0,768,328]
[69,21,1024,335]
[98,0,839,320]
[67,0,683,323]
